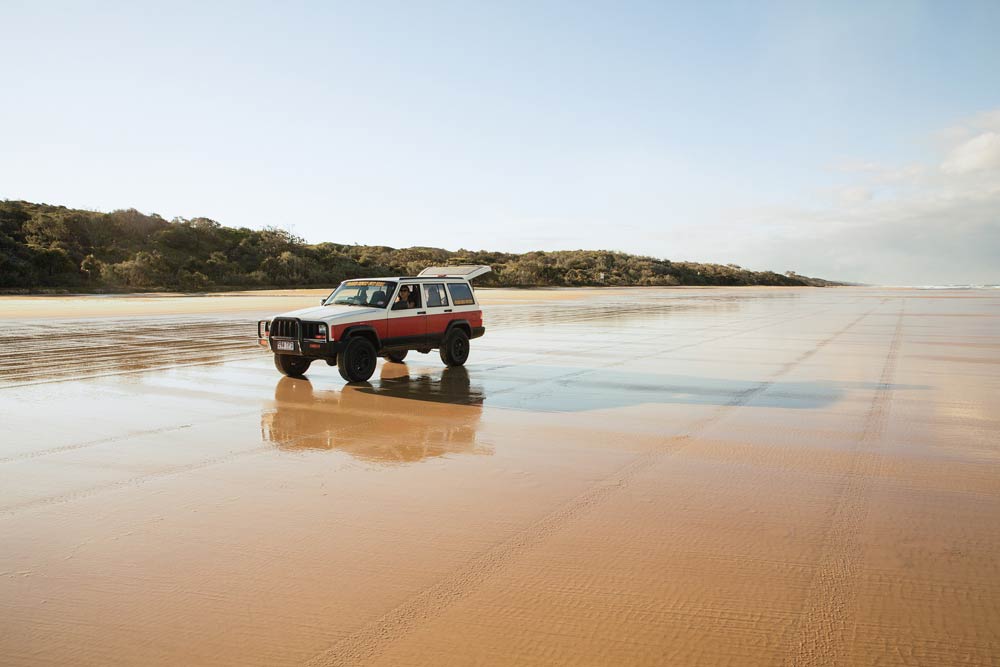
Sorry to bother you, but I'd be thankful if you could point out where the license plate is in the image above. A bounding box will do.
[276,340,295,351]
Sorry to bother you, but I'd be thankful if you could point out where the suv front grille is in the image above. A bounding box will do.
[270,318,326,340]
[270,318,299,338]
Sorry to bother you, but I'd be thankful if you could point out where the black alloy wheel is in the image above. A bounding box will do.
[338,336,377,383]
[440,328,470,367]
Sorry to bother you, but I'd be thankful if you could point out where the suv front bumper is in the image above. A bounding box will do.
[262,337,344,358]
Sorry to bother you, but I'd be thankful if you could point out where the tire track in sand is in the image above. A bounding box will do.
[786,306,905,666]
[305,308,877,667]
[0,411,260,464]
[0,317,260,389]
[0,415,380,518]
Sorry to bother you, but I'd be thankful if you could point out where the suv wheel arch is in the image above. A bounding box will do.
[444,319,472,339]
[339,325,381,351]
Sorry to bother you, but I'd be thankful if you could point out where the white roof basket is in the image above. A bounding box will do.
[418,265,492,280]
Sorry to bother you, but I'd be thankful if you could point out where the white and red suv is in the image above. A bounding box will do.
[257,265,489,383]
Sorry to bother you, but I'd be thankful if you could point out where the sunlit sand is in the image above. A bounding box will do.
[2,287,998,665]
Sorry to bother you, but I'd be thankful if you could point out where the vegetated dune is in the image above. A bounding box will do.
[0,199,841,292]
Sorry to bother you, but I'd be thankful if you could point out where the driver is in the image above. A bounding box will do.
[394,285,415,309]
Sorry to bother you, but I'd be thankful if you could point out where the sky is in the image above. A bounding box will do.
[2,1,999,285]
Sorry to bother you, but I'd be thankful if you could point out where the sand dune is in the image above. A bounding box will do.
[1,287,998,665]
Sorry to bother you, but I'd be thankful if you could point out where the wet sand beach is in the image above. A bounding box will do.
[1,287,999,665]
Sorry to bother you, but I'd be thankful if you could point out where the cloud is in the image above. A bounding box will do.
[722,110,1000,285]
[836,186,873,205]
[941,131,1000,174]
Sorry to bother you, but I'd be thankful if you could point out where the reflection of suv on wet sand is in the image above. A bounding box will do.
[257,265,490,383]
[262,367,487,463]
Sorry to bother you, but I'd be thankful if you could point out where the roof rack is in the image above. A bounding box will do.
[417,265,492,280]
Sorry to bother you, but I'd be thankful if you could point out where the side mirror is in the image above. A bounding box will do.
[320,299,326,305]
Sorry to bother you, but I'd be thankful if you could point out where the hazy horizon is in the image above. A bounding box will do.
[2,2,998,285]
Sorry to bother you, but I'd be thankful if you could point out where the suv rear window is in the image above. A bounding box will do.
[425,284,449,308]
[448,283,475,306]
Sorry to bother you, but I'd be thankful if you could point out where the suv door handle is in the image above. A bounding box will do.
[443,309,452,313]
[417,311,426,315]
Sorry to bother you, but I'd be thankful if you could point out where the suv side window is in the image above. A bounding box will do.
[392,283,422,310]
[424,284,449,308]
[448,282,475,306]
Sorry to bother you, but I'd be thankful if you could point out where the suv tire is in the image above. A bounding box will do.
[440,328,470,367]
[385,350,408,363]
[338,336,377,383]
[274,353,312,378]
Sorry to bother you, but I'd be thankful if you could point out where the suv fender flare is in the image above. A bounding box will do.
[339,325,381,350]
[444,319,472,338]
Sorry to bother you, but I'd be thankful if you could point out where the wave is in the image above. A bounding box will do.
[913,285,1000,290]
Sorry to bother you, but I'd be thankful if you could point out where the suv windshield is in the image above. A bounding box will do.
[323,281,396,308]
